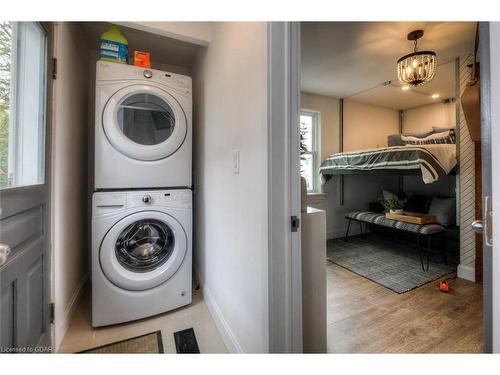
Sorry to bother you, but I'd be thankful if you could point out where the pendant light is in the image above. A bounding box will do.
[397,30,437,86]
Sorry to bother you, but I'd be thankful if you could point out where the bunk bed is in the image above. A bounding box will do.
[319,143,457,184]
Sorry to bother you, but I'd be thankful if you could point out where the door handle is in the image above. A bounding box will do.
[471,220,484,233]
[484,195,493,246]
[0,243,12,266]
[473,196,493,246]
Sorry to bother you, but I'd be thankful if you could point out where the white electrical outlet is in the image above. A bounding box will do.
[233,150,240,174]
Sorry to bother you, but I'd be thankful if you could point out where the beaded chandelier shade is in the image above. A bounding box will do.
[397,30,437,86]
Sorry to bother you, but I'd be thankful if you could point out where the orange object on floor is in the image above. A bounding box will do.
[439,281,450,293]
[134,51,151,68]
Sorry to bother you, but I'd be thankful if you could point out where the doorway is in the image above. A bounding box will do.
[0,22,54,352]
[297,21,493,353]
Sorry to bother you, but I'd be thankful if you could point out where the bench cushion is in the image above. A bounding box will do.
[346,211,446,235]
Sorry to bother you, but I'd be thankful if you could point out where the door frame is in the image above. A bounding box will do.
[485,21,500,353]
[267,21,302,353]
[0,21,54,350]
[41,21,55,351]
[272,20,499,354]
[41,21,55,350]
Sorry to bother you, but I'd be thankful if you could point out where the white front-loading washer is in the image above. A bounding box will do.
[94,61,192,190]
[91,189,192,327]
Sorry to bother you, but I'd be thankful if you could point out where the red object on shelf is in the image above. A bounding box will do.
[134,51,151,68]
[439,281,450,293]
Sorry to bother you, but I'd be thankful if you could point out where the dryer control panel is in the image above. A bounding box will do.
[96,61,192,95]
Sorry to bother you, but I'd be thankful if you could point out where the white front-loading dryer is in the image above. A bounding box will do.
[91,189,192,327]
[94,61,192,189]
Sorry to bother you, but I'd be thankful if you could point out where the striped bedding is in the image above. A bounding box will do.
[319,144,457,184]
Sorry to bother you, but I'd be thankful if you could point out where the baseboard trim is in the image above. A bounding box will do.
[457,264,476,282]
[193,266,242,353]
[55,274,88,351]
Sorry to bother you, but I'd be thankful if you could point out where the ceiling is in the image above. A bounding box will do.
[301,22,476,110]
[82,22,203,73]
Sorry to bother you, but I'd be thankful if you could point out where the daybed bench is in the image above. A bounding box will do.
[344,211,447,272]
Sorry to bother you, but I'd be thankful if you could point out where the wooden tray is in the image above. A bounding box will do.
[385,212,437,225]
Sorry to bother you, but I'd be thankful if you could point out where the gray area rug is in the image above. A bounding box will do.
[327,234,456,294]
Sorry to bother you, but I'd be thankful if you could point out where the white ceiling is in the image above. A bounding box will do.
[301,22,476,110]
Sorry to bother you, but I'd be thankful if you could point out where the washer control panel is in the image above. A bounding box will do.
[93,190,192,217]
[127,190,192,209]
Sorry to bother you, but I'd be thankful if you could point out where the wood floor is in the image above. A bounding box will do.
[327,262,484,353]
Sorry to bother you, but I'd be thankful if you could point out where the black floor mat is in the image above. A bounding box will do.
[174,328,200,353]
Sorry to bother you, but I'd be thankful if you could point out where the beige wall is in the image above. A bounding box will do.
[300,93,399,158]
[402,101,456,134]
[192,22,268,353]
[301,92,340,160]
[300,93,400,238]
[343,99,399,151]
[52,23,90,350]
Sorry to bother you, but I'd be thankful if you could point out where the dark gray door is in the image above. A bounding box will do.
[0,22,53,353]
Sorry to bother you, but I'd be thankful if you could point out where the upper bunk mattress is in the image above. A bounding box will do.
[319,144,457,184]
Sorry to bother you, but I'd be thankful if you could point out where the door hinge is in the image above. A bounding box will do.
[50,302,55,324]
[52,57,57,79]
[291,215,300,232]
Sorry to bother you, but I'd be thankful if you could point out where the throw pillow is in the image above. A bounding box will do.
[428,197,456,226]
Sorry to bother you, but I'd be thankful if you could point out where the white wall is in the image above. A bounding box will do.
[402,101,456,134]
[192,22,269,353]
[51,22,90,350]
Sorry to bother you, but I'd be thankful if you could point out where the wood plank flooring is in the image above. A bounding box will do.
[327,262,483,353]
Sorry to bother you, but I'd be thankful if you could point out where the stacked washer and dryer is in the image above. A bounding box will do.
[91,61,193,327]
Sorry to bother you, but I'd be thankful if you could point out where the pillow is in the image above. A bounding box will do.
[387,134,404,147]
[402,130,456,145]
[403,129,434,138]
[428,197,456,226]
[433,126,456,133]
[432,128,457,143]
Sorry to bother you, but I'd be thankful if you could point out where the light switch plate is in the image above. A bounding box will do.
[233,150,240,174]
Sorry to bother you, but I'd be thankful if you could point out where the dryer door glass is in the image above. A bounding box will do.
[117,93,175,145]
[115,219,175,272]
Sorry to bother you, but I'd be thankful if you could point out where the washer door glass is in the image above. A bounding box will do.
[117,93,175,146]
[115,219,175,272]
[100,211,187,291]
[102,85,187,161]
